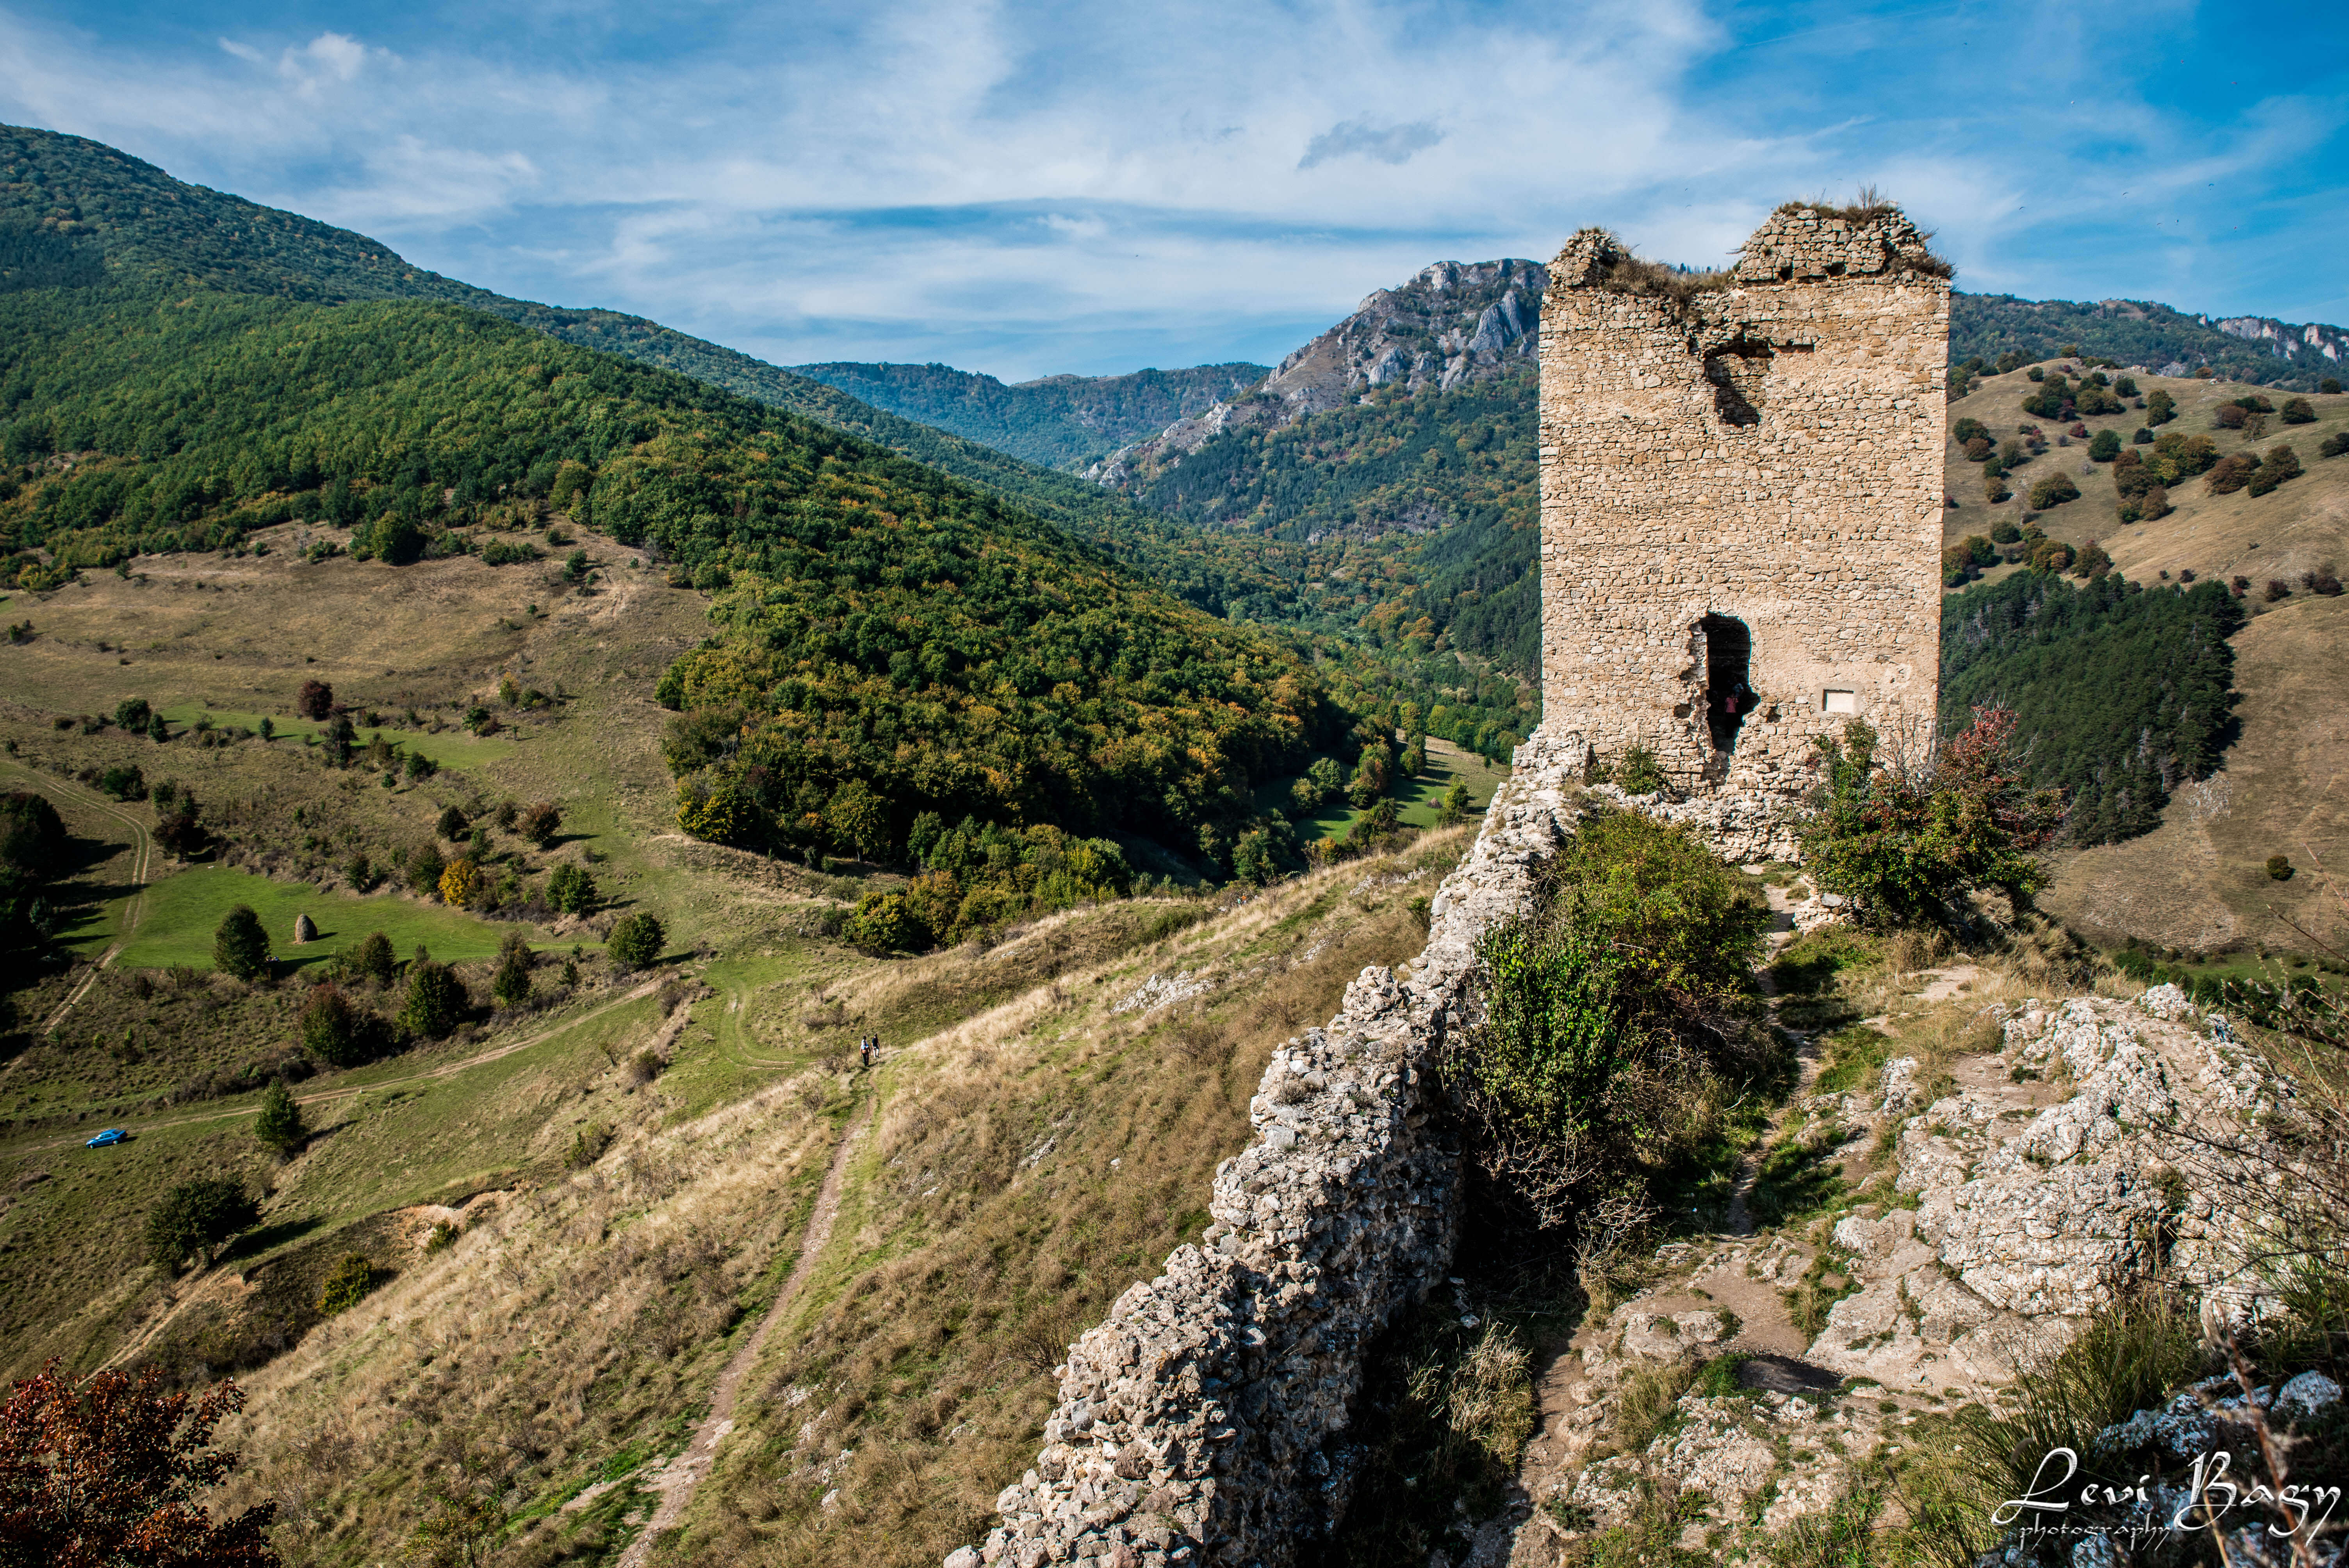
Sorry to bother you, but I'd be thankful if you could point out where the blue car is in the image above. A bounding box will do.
[85,1128,127,1148]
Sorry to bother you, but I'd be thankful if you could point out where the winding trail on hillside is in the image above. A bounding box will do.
[615,1087,878,1568]
[1,764,157,1043]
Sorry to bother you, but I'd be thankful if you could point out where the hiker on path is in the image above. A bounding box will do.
[859,1036,873,1071]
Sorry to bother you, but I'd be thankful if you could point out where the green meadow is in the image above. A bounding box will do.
[158,707,516,770]
[114,865,567,972]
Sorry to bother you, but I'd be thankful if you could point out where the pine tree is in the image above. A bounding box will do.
[490,939,531,1007]
[399,959,468,1039]
[212,904,271,980]
[255,1080,307,1155]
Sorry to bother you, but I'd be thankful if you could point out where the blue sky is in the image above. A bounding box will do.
[2,0,2343,381]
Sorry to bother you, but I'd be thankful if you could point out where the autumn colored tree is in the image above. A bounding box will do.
[437,859,479,908]
[0,1361,280,1567]
[294,679,332,722]
[516,802,561,847]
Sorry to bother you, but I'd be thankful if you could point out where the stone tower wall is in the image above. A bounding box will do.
[1536,207,1950,846]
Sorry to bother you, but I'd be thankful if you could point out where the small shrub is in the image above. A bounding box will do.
[424,1221,462,1254]
[145,1179,257,1274]
[2280,396,2315,424]
[296,679,333,721]
[606,911,665,971]
[112,696,151,731]
[1800,710,2064,926]
[2265,579,2291,602]
[96,763,146,801]
[317,1254,377,1315]
[2268,855,2295,881]
[547,862,598,914]
[566,1124,612,1168]
[348,930,396,987]
[2087,429,2121,461]
[2303,563,2344,597]
[2215,403,2248,430]
[517,801,562,846]
[300,983,380,1066]
[2027,472,2080,510]
[490,941,532,1007]
[1614,745,1665,795]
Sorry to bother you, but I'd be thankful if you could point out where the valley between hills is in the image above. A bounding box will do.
[0,124,2344,1568]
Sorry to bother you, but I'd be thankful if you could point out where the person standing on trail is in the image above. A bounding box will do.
[859,1036,872,1071]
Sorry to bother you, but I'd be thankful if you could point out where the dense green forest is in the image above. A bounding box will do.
[0,275,1342,868]
[0,125,1303,624]
[0,123,1540,767]
[1129,371,1543,672]
[1939,571,2244,845]
[786,360,1267,469]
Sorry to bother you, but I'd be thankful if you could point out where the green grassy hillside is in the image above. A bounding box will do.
[786,360,1268,469]
[0,123,1296,621]
[0,276,1339,873]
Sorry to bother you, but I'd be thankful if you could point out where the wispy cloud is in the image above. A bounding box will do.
[1298,118,1442,170]
[0,0,2342,378]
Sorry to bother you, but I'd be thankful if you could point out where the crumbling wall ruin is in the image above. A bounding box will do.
[944,203,1958,1568]
[1537,205,1951,856]
[943,737,1584,1568]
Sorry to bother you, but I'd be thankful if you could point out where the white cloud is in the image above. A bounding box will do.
[0,0,2338,378]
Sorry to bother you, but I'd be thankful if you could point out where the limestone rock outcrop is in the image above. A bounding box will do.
[1085,260,1545,492]
[945,736,1585,1568]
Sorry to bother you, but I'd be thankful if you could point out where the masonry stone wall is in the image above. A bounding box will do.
[943,738,1583,1568]
[1537,207,1951,853]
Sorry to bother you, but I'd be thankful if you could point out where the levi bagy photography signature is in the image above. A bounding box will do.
[1995,1445,2344,1556]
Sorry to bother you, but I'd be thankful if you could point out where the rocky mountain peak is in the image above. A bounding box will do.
[1086,257,1546,488]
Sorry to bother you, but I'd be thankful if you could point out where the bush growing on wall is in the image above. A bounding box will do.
[1799,710,2065,925]
[1440,811,1770,1231]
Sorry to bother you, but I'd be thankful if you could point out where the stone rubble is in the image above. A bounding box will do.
[944,735,1586,1568]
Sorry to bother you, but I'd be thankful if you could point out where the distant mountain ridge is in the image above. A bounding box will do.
[784,360,1267,470]
[1952,294,2345,387]
[0,123,1289,617]
[1087,258,1545,488]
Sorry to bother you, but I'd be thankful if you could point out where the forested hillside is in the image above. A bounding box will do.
[1951,294,2345,392]
[0,274,1340,871]
[0,125,1299,623]
[1940,572,2244,844]
[786,360,1267,469]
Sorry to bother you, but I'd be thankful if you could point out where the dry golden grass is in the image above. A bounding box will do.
[2039,592,2349,953]
[1939,368,2349,957]
[178,831,1467,1567]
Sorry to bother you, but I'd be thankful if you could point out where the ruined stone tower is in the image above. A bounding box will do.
[1537,203,1950,856]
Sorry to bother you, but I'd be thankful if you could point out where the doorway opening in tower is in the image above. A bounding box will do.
[1703,614,1754,754]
